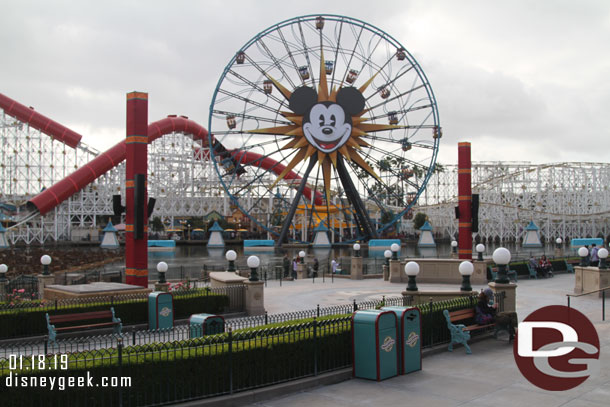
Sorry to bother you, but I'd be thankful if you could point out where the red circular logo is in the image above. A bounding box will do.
[513,305,600,391]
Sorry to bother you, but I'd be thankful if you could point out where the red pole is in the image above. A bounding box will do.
[125,91,148,286]
[457,142,472,260]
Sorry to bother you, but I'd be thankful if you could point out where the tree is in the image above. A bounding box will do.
[413,212,428,230]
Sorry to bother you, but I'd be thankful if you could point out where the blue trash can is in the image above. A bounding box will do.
[189,314,225,338]
[148,292,174,330]
[382,306,422,374]
[352,310,399,381]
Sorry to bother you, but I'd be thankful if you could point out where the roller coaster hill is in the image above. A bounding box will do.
[1,91,609,245]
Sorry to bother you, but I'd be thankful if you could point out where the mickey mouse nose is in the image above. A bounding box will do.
[322,127,333,135]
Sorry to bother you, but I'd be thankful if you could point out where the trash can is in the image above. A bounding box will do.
[189,313,225,338]
[148,292,174,330]
[382,306,422,374]
[352,310,399,381]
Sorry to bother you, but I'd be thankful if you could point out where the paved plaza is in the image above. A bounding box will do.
[242,273,610,407]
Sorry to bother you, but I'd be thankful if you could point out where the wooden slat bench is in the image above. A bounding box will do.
[443,308,508,354]
[46,307,122,344]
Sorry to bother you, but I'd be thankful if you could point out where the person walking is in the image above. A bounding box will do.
[282,253,290,277]
[313,258,319,278]
[590,243,599,267]
[331,258,338,274]
[292,257,298,280]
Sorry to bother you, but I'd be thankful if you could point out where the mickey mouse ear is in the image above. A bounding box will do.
[289,87,318,115]
[336,87,365,115]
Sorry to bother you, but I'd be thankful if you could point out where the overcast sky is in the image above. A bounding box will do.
[1,0,609,166]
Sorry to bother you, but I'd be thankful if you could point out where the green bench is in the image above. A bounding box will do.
[487,266,518,282]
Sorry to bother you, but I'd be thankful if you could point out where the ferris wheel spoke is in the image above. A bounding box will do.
[296,20,317,89]
[216,89,286,117]
[227,69,288,107]
[255,38,299,90]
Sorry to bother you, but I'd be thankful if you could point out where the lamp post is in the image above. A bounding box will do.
[459,261,474,291]
[451,240,458,254]
[390,243,400,260]
[492,247,511,284]
[299,250,306,264]
[598,248,608,270]
[157,261,168,284]
[40,255,52,276]
[475,244,485,261]
[353,243,361,258]
[226,250,237,272]
[404,261,420,291]
[247,255,260,282]
[384,249,392,266]
[0,264,7,282]
[578,247,589,267]
[556,237,562,248]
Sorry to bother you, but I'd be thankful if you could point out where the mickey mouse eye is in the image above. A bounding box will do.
[330,114,336,127]
[319,114,325,126]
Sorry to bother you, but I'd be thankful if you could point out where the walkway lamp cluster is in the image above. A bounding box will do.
[390,243,400,260]
[384,249,392,266]
[475,244,485,261]
[226,250,237,272]
[598,248,608,269]
[156,261,168,283]
[492,247,511,284]
[247,255,261,282]
[299,250,306,264]
[41,255,52,276]
[578,247,589,267]
[458,261,474,291]
[404,261,419,291]
[353,243,361,257]
[451,240,458,254]
[0,264,7,282]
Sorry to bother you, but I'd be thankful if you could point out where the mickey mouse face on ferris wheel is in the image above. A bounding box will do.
[289,86,365,154]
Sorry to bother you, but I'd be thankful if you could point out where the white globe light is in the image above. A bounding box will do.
[492,247,511,265]
[247,255,260,269]
[225,250,237,261]
[353,243,361,251]
[451,240,458,248]
[458,261,474,276]
[299,250,306,258]
[598,248,608,259]
[404,261,420,276]
[0,264,7,273]
[384,250,392,259]
[578,247,589,257]
[475,243,485,253]
[40,255,52,265]
[556,237,563,244]
[391,243,400,252]
[156,261,168,273]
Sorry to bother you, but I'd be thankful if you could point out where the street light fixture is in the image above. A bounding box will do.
[0,264,7,282]
[353,243,361,257]
[384,250,392,266]
[578,247,589,267]
[458,261,474,291]
[390,243,400,260]
[226,250,237,272]
[299,250,306,264]
[451,240,458,254]
[492,247,511,284]
[404,261,420,291]
[40,255,52,276]
[598,248,608,269]
[475,244,485,261]
[157,261,168,284]
[247,255,261,282]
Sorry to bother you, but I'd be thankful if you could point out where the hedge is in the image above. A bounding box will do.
[0,290,229,339]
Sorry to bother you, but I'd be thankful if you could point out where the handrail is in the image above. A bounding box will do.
[566,286,608,321]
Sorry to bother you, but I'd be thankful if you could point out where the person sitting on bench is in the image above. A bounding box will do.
[538,255,552,277]
[475,288,497,325]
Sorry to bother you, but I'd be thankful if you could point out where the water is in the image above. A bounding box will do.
[142,241,572,281]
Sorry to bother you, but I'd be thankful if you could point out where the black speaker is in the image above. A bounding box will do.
[454,206,460,219]
[113,195,124,216]
[134,174,146,239]
[147,197,156,218]
[471,194,479,233]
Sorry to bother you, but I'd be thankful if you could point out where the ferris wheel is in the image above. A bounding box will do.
[208,14,441,243]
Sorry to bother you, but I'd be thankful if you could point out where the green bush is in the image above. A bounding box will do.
[0,291,229,339]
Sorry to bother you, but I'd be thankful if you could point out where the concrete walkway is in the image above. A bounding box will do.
[248,273,609,406]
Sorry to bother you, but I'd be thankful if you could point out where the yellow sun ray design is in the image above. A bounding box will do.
[246,51,399,197]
